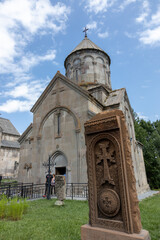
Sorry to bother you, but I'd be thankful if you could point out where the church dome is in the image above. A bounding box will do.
[64,36,112,90]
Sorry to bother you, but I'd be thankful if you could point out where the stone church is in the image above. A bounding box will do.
[18,34,149,194]
[0,117,20,178]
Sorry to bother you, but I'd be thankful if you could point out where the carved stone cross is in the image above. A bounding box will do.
[51,87,65,95]
[51,83,65,105]
[96,142,115,185]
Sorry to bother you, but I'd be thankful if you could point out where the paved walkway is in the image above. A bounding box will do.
[66,190,160,201]
[28,190,159,201]
[138,190,159,201]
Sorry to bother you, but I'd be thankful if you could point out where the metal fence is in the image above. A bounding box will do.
[0,182,88,200]
[66,183,88,200]
[0,183,45,199]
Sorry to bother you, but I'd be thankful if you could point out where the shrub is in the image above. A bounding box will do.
[0,195,8,219]
[7,198,23,220]
[0,196,29,221]
[22,198,29,214]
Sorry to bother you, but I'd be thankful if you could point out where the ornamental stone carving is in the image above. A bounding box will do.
[98,189,120,217]
[81,109,151,240]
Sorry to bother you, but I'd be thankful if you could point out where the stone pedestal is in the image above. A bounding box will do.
[81,224,150,240]
[55,175,66,205]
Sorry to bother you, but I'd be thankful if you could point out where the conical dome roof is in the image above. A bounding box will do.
[64,36,111,67]
[71,36,103,53]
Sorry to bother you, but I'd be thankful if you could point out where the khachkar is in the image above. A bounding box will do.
[81,110,150,240]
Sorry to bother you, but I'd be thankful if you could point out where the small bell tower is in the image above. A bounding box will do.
[64,29,112,91]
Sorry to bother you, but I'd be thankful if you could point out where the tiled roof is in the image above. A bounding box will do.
[0,118,20,136]
[0,140,20,149]
[104,88,125,107]
[70,37,103,54]
[64,37,111,66]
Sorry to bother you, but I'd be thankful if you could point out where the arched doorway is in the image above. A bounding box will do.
[51,151,68,182]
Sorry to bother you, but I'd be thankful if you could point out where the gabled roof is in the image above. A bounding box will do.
[18,123,32,144]
[64,36,111,67]
[87,83,111,94]
[0,140,20,149]
[104,88,126,107]
[0,117,20,136]
[104,88,134,120]
[30,71,104,113]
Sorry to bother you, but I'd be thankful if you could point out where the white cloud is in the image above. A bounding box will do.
[0,80,48,113]
[0,50,57,89]
[139,26,160,45]
[136,3,160,45]
[0,0,70,74]
[0,99,31,113]
[136,0,150,24]
[5,82,45,100]
[137,112,149,121]
[85,0,115,14]
[155,114,159,119]
[150,6,160,26]
[86,21,97,30]
[20,50,56,72]
[119,0,137,11]
[0,0,70,115]
[98,31,109,38]
[6,50,56,74]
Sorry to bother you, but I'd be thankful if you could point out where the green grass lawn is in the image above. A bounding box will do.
[139,193,160,240]
[0,193,159,240]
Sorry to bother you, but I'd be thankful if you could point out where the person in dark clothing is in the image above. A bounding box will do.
[43,171,53,197]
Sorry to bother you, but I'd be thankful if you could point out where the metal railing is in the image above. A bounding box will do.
[0,183,45,199]
[0,182,88,200]
[66,183,88,200]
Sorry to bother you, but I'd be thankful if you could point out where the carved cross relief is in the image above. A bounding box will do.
[96,141,116,185]
[51,82,65,105]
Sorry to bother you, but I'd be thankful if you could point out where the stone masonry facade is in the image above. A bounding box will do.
[18,36,149,194]
[0,117,20,178]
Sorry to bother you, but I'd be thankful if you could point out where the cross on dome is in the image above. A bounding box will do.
[83,27,89,38]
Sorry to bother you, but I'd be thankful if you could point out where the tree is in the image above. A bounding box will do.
[134,116,160,189]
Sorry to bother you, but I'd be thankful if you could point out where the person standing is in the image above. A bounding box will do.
[43,171,53,198]
[51,174,55,195]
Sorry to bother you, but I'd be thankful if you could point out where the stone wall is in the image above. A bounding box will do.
[18,77,102,184]
[65,49,111,90]
[119,94,149,194]
[18,128,33,183]
[0,134,20,178]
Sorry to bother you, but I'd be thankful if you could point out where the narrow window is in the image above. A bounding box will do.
[57,113,60,136]
[76,69,78,81]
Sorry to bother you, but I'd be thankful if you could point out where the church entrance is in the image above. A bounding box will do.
[55,167,66,175]
[51,151,68,182]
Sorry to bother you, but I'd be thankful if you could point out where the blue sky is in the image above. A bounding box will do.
[0,0,160,134]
